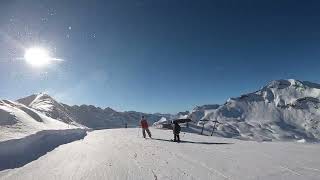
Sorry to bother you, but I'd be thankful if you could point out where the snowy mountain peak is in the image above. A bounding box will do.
[192,104,220,112]
[265,79,320,90]
[15,94,38,106]
[17,93,78,124]
[0,98,76,141]
[224,79,320,107]
[17,93,56,107]
[199,79,320,141]
[104,107,116,113]
[164,79,320,141]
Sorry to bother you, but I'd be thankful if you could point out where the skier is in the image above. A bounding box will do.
[140,116,152,138]
[173,121,181,142]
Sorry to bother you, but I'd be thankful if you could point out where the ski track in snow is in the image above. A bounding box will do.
[166,148,230,179]
[303,167,320,173]
[0,128,320,180]
[279,166,302,176]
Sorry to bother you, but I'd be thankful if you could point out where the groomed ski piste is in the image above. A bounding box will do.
[1,128,320,180]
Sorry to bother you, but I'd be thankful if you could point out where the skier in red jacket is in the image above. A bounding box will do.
[140,116,152,138]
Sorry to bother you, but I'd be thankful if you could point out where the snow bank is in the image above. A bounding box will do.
[0,129,87,171]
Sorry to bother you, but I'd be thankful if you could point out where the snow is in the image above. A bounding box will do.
[17,93,81,125]
[12,79,319,142]
[1,79,320,179]
[0,129,87,171]
[0,99,79,142]
[0,128,319,180]
[189,104,220,121]
[297,139,307,143]
[17,93,165,129]
[180,79,320,141]
[153,117,168,126]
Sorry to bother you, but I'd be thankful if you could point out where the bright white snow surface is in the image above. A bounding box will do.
[0,129,87,171]
[1,128,319,180]
[0,100,78,142]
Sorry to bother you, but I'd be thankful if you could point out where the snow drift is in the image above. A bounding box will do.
[0,129,87,170]
[0,97,87,171]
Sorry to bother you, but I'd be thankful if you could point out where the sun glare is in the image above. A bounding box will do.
[24,47,51,67]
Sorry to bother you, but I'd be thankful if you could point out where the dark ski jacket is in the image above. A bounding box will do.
[173,123,181,134]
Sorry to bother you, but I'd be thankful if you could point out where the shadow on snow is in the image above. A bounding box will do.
[0,129,87,171]
[152,138,234,145]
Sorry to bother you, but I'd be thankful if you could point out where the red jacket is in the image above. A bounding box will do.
[140,119,149,129]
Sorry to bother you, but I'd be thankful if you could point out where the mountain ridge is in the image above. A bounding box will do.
[16,93,167,129]
[192,79,320,141]
[3,79,320,141]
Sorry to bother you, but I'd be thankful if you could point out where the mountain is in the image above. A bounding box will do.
[0,99,76,141]
[191,79,320,141]
[17,93,79,125]
[189,104,220,121]
[8,79,320,141]
[17,93,166,129]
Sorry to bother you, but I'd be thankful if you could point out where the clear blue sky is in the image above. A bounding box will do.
[1,0,320,113]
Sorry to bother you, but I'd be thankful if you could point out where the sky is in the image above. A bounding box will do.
[0,0,320,113]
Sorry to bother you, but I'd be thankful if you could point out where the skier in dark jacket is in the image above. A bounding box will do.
[173,122,181,142]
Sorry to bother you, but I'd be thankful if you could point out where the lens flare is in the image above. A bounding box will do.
[24,47,51,67]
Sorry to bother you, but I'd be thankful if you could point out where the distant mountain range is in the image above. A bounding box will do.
[16,93,168,129]
[1,79,320,141]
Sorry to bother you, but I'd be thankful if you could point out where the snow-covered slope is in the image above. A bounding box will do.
[189,104,220,121]
[199,79,320,141]
[17,93,166,129]
[0,99,77,141]
[17,93,79,125]
[1,128,319,180]
[173,111,191,119]
[153,117,169,126]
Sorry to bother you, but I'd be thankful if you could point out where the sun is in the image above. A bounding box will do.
[24,47,51,67]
